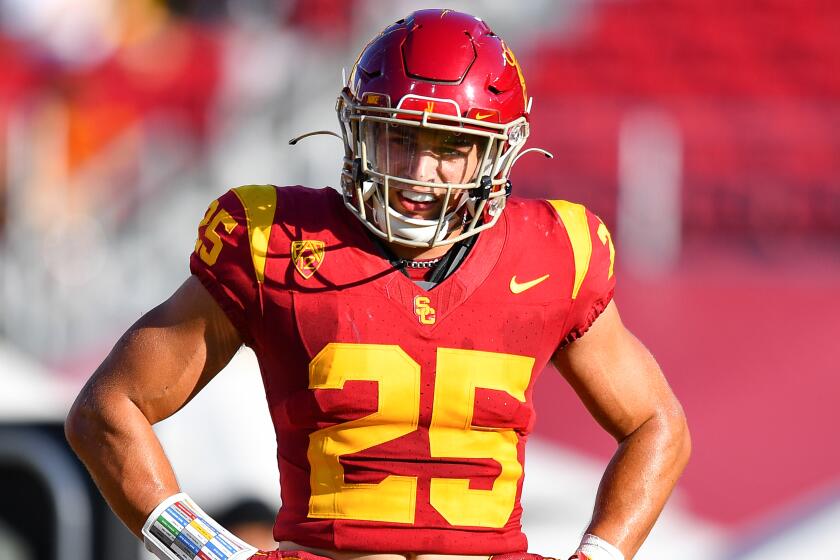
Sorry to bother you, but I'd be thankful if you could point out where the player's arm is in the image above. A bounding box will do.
[551,301,691,560]
[64,275,242,537]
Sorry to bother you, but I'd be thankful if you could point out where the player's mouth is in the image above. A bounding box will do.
[393,189,444,218]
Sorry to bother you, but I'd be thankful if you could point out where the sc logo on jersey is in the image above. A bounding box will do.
[413,295,436,325]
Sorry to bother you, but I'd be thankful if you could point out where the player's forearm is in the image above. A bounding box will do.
[585,407,691,559]
[65,388,180,538]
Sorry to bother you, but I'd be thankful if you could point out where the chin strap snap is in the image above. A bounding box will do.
[469,176,493,201]
[351,158,365,184]
[468,176,514,201]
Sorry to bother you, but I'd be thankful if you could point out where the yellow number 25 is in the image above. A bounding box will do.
[307,343,534,528]
[194,199,237,267]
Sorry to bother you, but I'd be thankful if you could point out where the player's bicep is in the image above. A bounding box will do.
[552,301,681,441]
[90,275,242,424]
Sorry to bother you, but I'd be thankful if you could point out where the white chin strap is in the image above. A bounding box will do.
[372,196,450,244]
[370,186,466,245]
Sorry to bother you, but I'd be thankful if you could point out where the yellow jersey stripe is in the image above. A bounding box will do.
[232,185,277,285]
[548,200,592,300]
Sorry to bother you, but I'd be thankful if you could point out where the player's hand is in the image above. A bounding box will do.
[248,551,332,560]
[248,552,283,560]
[490,553,559,560]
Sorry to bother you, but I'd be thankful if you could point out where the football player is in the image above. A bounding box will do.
[66,10,690,560]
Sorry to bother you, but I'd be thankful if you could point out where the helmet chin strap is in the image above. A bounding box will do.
[373,202,450,244]
[370,185,467,245]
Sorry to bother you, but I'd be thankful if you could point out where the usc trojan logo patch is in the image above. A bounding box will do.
[291,240,325,279]
[413,295,436,325]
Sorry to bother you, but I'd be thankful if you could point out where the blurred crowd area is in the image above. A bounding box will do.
[1,0,838,365]
[0,0,435,362]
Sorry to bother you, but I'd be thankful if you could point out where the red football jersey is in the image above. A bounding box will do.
[189,186,615,554]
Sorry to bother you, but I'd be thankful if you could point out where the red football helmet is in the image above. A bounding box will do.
[334,9,545,247]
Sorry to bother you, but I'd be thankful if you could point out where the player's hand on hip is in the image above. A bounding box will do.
[490,553,559,560]
[249,551,283,559]
[249,551,335,560]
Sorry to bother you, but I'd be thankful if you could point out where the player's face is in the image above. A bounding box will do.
[367,122,483,220]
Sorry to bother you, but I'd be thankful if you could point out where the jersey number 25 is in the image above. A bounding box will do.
[307,343,534,528]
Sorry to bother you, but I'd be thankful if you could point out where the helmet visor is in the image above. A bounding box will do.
[362,121,489,188]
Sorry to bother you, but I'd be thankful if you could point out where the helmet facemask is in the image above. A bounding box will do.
[338,89,531,248]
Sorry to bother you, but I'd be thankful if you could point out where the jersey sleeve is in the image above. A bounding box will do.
[189,186,278,345]
[547,200,617,348]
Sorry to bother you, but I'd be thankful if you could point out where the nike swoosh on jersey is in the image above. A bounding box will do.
[509,274,550,294]
[474,112,493,120]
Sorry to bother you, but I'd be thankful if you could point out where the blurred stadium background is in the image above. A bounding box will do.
[1,0,838,558]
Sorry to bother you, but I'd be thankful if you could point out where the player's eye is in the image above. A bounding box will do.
[438,141,472,158]
[388,131,411,145]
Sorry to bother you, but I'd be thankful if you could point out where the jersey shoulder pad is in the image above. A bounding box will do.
[189,185,279,342]
[544,199,616,345]
[544,199,615,300]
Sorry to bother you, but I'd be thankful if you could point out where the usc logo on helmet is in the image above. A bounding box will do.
[413,295,436,325]
[502,42,528,102]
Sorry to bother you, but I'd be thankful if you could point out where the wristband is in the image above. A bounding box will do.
[572,533,624,560]
[142,492,259,560]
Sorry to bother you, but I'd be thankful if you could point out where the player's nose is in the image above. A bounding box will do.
[408,152,441,183]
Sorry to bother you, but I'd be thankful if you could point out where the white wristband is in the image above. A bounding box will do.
[142,492,258,560]
[576,533,624,560]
